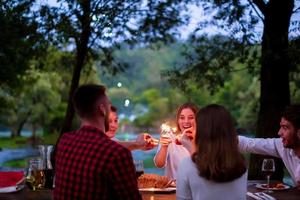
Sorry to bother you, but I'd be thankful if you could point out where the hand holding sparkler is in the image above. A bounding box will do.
[159,123,174,146]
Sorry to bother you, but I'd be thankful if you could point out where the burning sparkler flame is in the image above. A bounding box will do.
[161,123,176,137]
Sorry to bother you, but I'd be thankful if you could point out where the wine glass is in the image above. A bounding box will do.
[134,160,144,178]
[261,158,275,193]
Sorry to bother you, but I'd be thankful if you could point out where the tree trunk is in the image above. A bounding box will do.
[248,0,294,180]
[60,52,84,134]
[10,118,27,138]
[60,0,91,134]
[16,118,27,136]
[11,127,18,138]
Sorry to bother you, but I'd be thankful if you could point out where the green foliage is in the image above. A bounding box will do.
[132,89,169,128]
[101,43,188,128]
[0,0,46,87]
[289,37,300,104]
[38,0,193,132]
[42,132,60,145]
[39,0,191,74]
[0,66,63,136]
[162,35,260,94]
[100,41,262,131]
[1,48,63,135]
[3,159,27,168]
[0,137,28,148]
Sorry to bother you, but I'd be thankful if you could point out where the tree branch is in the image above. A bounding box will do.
[251,0,267,15]
[293,6,300,13]
[248,0,264,21]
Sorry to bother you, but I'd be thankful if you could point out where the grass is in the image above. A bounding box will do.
[0,133,59,147]
[3,159,28,168]
[0,136,29,149]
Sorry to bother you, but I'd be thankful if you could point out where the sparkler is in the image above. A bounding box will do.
[161,123,176,138]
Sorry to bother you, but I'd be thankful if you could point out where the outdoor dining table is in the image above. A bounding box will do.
[0,180,299,200]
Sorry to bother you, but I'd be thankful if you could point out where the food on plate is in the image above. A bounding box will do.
[275,183,286,188]
[138,174,171,188]
[262,183,286,189]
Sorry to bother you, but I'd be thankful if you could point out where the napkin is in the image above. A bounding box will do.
[0,171,24,188]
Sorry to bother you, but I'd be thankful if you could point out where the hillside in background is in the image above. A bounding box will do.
[99,41,261,134]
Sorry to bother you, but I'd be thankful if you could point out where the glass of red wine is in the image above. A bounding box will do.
[261,158,275,193]
[134,160,144,178]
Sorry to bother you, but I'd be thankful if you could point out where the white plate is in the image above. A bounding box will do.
[255,183,290,190]
[0,184,24,193]
[139,187,176,193]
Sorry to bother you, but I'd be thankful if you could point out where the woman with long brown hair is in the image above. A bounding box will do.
[176,104,247,200]
[154,102,199,180]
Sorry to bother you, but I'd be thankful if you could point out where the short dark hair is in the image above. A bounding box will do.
[73,84,106,119]
[282,104,300,130]
[110,105,117,113]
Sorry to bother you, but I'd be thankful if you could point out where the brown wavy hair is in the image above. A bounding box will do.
[192,104,246,182]
[175,102,199,133]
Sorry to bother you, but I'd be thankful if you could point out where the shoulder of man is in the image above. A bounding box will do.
[109,139,132,154]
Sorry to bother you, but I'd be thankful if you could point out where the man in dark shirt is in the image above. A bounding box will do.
[53,84,141,200]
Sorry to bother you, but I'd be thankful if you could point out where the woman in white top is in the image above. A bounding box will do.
[177,104,248,200]
[154,102,199,180]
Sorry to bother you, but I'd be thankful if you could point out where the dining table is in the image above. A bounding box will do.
[0,180,299,200]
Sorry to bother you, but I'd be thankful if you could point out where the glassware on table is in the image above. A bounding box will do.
[134,160,144,178]
[26,158,45,190]
[261,158,275,193]
[38,145,55,189]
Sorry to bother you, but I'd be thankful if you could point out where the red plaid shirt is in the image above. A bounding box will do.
[53,125,141,200]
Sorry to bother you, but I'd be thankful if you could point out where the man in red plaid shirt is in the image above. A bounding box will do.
[53,84,141,200]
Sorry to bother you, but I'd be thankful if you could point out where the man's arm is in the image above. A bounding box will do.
[118,133,158,151]
[238,136,281,158]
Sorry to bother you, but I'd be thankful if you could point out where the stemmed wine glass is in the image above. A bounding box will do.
[261,158,275,193]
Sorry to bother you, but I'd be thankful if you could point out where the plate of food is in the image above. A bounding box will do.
[255,183,291,190]
[138,173,176,193]
[139,187,176,193]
